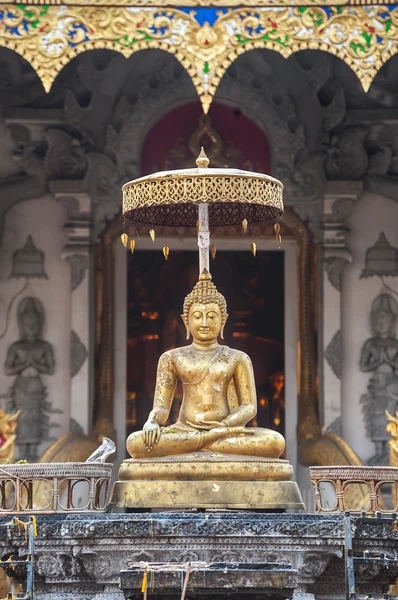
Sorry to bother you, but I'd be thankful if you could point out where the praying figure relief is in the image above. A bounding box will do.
[360,293,398,464]
[4,297,56,461]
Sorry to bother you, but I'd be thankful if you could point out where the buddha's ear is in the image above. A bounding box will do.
[181,314,190,340]
[220,313,229,340]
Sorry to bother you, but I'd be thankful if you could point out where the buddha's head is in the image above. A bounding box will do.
[182,269,228,342]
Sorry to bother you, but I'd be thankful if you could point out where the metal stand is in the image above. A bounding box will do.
[0,517,35,600]
[344,512,398,600]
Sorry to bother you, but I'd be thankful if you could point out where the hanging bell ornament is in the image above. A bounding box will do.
[196,220,200,234]
[242,219,248,234]
[163,246,170,261]
[149,229,155,242]
[129,239,135,254]
[210,245,217,260]
[250,242,257,257]
[274,223,282,248]
[121,233,128,248]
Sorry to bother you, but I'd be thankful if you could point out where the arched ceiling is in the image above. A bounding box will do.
[0,5,397,112]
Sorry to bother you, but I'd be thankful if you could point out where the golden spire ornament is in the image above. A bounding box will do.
[250,242,257,257]
[210,244,217,260]
[196,147,210,168]
[121,233,128,248]
[149,229,155,242]
[129,239,135,254]
[242,219,248,234]
[163,246,170,261]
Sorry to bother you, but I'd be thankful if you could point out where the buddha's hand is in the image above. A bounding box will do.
[143,418,161,450]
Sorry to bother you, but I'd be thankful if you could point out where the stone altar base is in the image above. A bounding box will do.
[1,513,397,599]
[112,453,304,510]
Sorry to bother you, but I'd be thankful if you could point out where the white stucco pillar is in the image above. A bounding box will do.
[55,191,92,434]
[320,182,362,433]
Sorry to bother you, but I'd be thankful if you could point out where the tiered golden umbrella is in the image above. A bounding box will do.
[121,148,283,271]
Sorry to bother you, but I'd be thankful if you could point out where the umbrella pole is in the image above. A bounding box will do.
[197,203,210,275]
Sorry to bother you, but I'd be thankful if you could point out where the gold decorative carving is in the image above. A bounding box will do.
[386,410,398,467]
[0,0,390,7]
[0,6,396,112]
[0,409,20,464]
[122,170,283,224]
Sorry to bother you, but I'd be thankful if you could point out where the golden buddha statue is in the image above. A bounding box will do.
[113,270,304,510]
[127,270,285,460]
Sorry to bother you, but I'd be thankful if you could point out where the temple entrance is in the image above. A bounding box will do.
[126,249,285,441]
[124,101,286,452]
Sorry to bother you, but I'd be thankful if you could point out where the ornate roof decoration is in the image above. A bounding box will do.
[0,5,397,112]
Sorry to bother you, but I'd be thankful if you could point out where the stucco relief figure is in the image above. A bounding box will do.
[4,297,55,461]
[360,293,398,463]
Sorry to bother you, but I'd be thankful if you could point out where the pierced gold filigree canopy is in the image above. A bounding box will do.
[122,150,283,228]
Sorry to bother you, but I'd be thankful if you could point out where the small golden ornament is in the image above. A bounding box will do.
[163,246,170,260]
[149,229,155,242]
[121,233,128,248]
[250,242,257,257]
[242,219,248,234]
[274,223,281,249]
[129,239,135,254]
[196,220,200,234]
[210,245,217,259]
[196,147,210,169]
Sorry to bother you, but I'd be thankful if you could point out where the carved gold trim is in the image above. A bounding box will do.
[0,0,392,6]
[122,171,283,213]
[0,6,397,113]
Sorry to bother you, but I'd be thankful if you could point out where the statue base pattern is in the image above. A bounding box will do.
[111,453,304,510]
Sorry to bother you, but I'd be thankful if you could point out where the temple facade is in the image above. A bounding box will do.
[1,1,398,506]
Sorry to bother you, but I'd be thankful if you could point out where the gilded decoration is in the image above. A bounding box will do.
[122,169,283,226]
[0,6,397,112]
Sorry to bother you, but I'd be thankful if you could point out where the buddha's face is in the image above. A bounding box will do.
[188,303,224,342]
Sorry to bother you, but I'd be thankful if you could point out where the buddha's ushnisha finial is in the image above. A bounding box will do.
[182,268,227,339]
[196,147,210,169]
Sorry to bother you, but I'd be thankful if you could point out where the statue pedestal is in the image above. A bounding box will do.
[110,452,305,510]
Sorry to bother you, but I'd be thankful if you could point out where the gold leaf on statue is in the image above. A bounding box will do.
[163,246,170,260]
[129,239,136,254]
[250,242,257,257]
[210,245,217,259]
[121,233,128,247]
[242,219,248,234]
[149,229,155,241]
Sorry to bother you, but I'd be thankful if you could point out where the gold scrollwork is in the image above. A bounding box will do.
[0,6,397,112]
